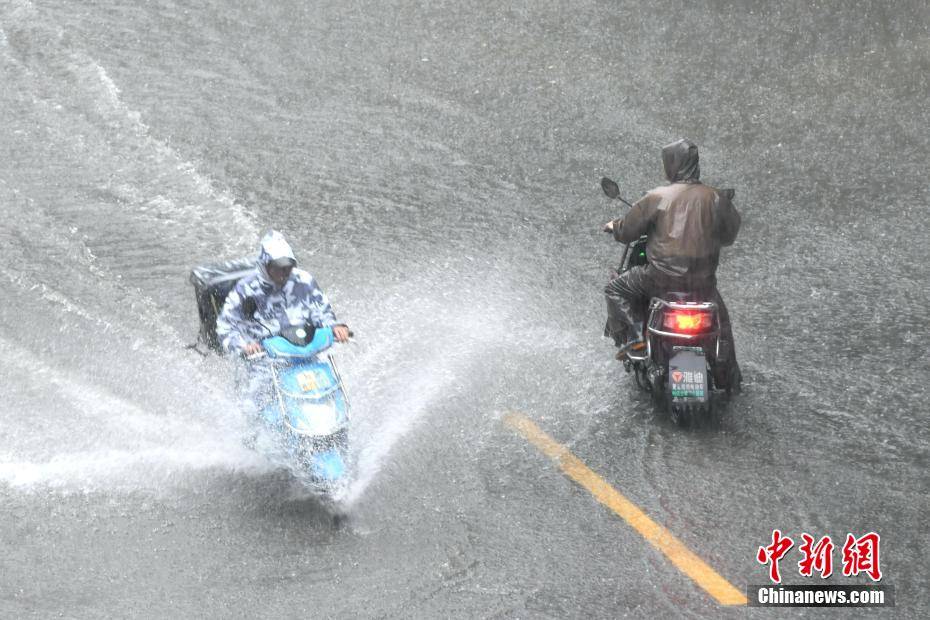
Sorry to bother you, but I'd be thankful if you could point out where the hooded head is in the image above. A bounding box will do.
[662,138,700,183]
[257,230,297,288]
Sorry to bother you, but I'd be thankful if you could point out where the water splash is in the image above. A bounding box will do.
[0,334,267,495]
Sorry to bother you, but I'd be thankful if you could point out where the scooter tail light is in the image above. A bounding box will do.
[662,310,713,333]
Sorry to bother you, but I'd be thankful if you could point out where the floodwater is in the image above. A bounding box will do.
[1,0,927,617]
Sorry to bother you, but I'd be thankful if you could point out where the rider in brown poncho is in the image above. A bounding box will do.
[604,138,741,388]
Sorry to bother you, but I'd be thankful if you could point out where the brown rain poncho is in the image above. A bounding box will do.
[614,139,740,281]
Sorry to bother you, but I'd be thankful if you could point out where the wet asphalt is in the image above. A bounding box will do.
[1,0,928,617]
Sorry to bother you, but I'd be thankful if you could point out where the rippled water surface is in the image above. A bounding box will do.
[1,0,927,617]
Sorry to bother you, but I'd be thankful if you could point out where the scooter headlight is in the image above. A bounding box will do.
[291,401,340,436]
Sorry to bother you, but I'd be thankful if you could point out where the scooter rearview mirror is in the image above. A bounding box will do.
[601,177,620,200]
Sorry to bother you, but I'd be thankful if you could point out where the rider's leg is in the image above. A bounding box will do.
[711,288,741,390]
[234,362,275,423]
[605,265,652,349]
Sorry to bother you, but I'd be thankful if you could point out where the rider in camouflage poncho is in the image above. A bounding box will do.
[217,230,348,410]
[217,230,342,355]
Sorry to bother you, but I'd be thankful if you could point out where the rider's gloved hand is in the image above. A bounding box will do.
[333,325,351,343]
[243,341,263,356]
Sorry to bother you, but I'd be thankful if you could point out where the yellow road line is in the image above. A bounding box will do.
[503,411,747,606]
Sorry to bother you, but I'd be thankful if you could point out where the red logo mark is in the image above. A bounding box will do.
[757,529,795,584]
[842,532,882,581]
[798,533,834,579]
[671,370,684,383]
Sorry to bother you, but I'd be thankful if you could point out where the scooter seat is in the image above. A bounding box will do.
[659,291,709,304]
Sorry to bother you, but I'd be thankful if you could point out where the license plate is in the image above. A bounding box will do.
[669,349,707,401]
[296,370,321,392]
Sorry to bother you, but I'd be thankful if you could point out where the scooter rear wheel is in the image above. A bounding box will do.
[669,403,692,428]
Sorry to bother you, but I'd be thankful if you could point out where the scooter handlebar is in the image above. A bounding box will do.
[242,326,355,361]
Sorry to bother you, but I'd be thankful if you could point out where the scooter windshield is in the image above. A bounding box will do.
[263,327,334,359]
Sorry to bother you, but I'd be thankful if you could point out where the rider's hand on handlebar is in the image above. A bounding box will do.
[243,341,263,356]
[333,325,351,343]
[603,219,617,233]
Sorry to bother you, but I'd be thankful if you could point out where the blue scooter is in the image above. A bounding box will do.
[247,324,352,508]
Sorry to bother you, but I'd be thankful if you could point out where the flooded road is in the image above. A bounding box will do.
[1,0,927,616]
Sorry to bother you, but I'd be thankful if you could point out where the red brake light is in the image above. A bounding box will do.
[663,310,713,333]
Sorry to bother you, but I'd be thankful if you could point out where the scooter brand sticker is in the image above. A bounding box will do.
[669,350,707,399]
[296,371,319,392]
